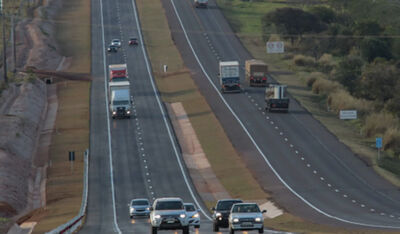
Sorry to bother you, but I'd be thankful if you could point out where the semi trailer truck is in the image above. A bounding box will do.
[265,84,289,112]
[245,59,268,87]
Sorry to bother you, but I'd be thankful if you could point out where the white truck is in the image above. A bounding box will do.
[194,0,208,8]
[265,84,289,112]
[219,61,241,93]
[109,81,132,119]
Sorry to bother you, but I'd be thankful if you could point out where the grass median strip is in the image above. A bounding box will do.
[136,0,266,204]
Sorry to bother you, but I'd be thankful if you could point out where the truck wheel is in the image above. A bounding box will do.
[182,226,189,234]
[259,226,264,233]
[213,222,219,232]
[152,227,157,234]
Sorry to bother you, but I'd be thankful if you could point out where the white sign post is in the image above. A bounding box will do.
[339,110,357,120]
[266,41,284,54]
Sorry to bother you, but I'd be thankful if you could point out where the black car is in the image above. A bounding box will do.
[212,199,243,232]
[107,44,118,53]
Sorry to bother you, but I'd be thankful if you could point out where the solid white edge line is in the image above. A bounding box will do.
[169,0,400,229]
[129,0,212,221]
[99,0,122,232]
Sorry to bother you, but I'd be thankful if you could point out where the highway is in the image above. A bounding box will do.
[160,0,400,229]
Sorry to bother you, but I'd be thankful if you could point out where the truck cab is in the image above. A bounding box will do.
[265,84,289,112]
[219,61,241,93]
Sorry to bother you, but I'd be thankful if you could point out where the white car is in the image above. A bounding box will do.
[150,198,189,234]
[111,39,121,48]
[129,198,151,218]
[228,203,266,233]
[184,203,200,229]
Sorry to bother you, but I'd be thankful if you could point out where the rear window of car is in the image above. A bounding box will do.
[132,200,149,206]
[184,204,196,211]
[155,201,183,210]
[216,200,242,211]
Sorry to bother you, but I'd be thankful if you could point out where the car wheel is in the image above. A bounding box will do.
[213,222,219,232]
[195,225,200,229]
[152,227,157,234]
[259,226,264,233]
[130,215,133,219]
[229,226,235,234]
[182,226,189,234]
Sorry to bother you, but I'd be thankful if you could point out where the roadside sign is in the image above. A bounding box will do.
[376,137,382,149]
[339,110,357,120]
[266,41,284,54]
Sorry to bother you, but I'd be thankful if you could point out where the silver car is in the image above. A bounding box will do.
[129,198,151,218]
[184,203,200,229]
[228,203,266,233]
[150,197,189,234]
[111,39,121,48]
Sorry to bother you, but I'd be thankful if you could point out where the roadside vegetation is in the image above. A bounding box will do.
[216,0,400,184]
[21,0,91,233]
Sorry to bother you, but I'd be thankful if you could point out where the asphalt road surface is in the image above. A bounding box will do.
[80,0,287,233]
[160,0,400,230]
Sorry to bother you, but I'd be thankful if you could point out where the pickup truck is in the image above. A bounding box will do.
[150,198,189,234]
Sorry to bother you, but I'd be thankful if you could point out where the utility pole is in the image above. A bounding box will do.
[1,0,7,84]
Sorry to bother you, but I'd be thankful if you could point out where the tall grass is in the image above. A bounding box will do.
[293,54,315,67]
[311,77,340,95]
[383,128,400,154]
[363,112,398,137]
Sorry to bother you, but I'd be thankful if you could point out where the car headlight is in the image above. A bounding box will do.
[112,111,116,115]
[233,218,239,223]
[180,214,186,218]
[255,217,262,222]
[154,214,161,219]
[127,110,131,114]
[146,207,150,211]
[192,213,199,218]
[130,208,134,213]
[216,212,222,217]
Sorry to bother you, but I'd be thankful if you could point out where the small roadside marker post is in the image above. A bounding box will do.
[69,151,75,172]
[376,137,382,162]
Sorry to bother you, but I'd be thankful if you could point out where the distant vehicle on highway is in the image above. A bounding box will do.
[228,203,266,233]
[111,38,121,48]
[212,199,243,232]
[265,84,289,112]
[107,44,118,53]
[219,61,241,93]
[245,59,268,87]
[129,198,151,218]
[129,37,138,46]
[150,197,190,234]
[109,64,128,82]
[109,81,132,119]
[184,203,200,229]
[194,0,208,8]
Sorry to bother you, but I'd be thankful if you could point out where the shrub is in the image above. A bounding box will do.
[311,77,340,95]
[363,112,398,137]
[383,128,400,154]
[327,89,372,115]
[318,53,336,73]
[306,72,326,88]
[293,54,315,67]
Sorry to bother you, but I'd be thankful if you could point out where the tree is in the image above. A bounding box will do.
[309,6,337,24]
[359,60,399,102]
[360,37,392,62]
[263,8,325,45]
[353,20,383,36]
[334,55,363,95]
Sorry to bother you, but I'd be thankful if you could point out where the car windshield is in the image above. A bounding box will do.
[155,201,183,210]
[112,39,119,42]
[184,204,196,211]
[132,200,149,206]
[231,204,260,213]
[216,200,241,211]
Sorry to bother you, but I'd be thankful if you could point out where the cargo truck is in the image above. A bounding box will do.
[219,61,241,93]
[109,81,132,119]
[265,84,289,112]
[245,59,268,87]
[194,0,208,8]
[109,64,128,82]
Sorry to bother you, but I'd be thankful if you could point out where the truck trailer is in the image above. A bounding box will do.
[219,61,241,93]
[245,59,268,87]
[109,64,128,82]
[265,84,289,112]
[109,81,132,119]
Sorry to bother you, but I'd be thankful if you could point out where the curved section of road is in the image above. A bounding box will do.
[162,0,400,229]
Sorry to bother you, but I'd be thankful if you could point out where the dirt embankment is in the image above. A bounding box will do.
[0,0,66,226]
